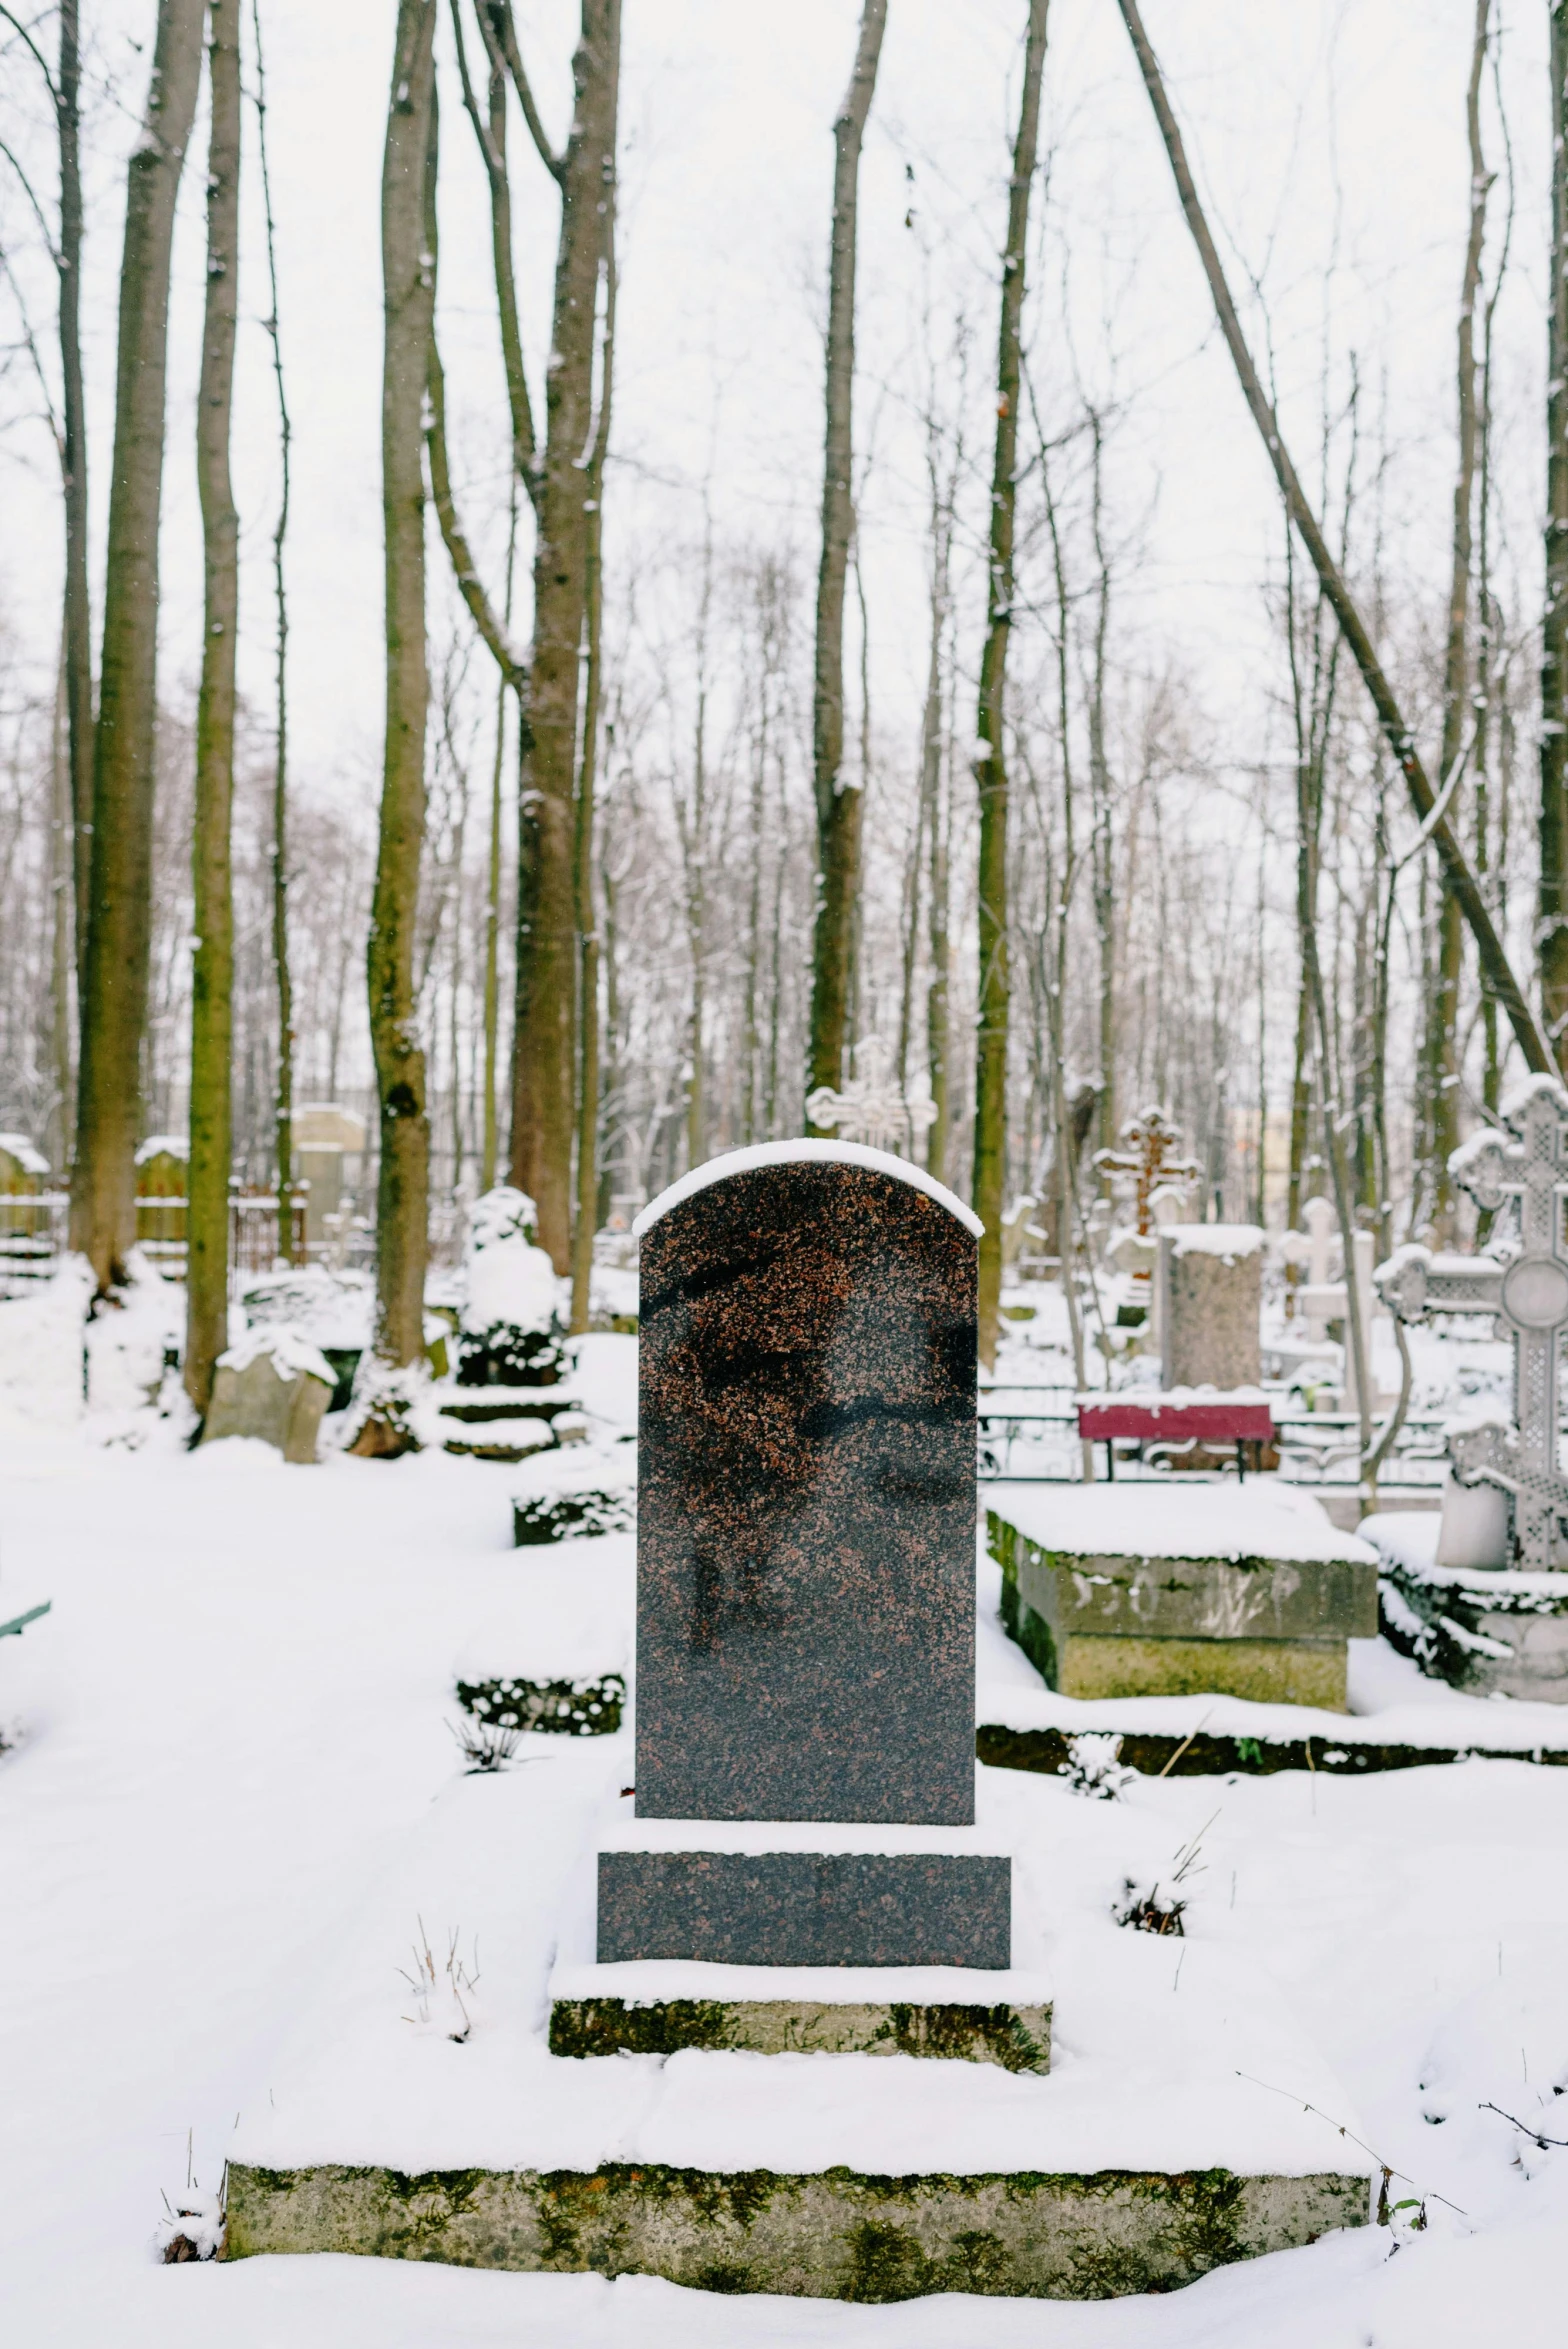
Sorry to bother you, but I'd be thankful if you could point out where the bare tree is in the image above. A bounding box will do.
[249,0,297,1259]
[805,0,886,1126]
[69,0,205,1293]
[1542,2,1568,1070]
[570,214,615,1331]
[57,0,89,1009]
[437,0,621,1271]
[1117,0,1550,1079]
[185,0,241,1414]
[360,0,437,1419]
[974,0,1050,1367]
[1420,0,1491,1241]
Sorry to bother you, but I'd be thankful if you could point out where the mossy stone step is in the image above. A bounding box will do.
[223,2159,1369,2299]
[548,1993,1050,2071]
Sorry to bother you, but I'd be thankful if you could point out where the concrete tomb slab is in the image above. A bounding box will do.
[989,1484,1378,1710]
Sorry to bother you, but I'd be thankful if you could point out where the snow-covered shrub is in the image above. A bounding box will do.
[1058,1731,1134,1800]
[155,2182,224,2264]
[456,1185,565,1388]
[399,1922,479,2042]
[1115,1877,1187,1936]
[341,1357,426,1458]
[449,1714,523,1772]
[1116,1819,1208,1936]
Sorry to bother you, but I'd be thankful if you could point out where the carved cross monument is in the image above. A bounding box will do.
[805,1034,938,1158]
[1093,1108,1199,1238]
[1377,1078,1568,1572]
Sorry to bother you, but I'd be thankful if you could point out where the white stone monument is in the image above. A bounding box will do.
[292,1104,367,1250]
[804,1035,937,1158]
[1378,1078,1568,1572]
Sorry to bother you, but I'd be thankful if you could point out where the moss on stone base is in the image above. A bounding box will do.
[1053,1632,1347,1709]
[548,1995,1050,2073]
[995,1521,1349,1708]
[223,2159,1368,2299]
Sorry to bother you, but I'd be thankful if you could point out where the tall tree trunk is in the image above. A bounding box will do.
[1119,0,1550,1075]
[974,0,1050,1368]
[251,0,296,1262]
[49,655,74,1169]
[1543,4,1568,1068]
[481,484,519,1196]
[510,0,621,1270]
[186,0,241,1416]
[69,0,205,1293]
[1423,0,1491,1242]
[366,0,437,1383]
[570,214,615,1333]
[1086,411,1116,1155]
[926,713,951,1181]
[805,0,886,1124]
[58,0,92,1010]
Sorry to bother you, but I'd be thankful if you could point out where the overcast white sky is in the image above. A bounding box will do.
[0,1,1551,809]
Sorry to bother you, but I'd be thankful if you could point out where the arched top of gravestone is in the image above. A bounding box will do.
[632,1139,984,1240]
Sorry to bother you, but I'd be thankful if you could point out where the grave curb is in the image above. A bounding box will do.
[222,2158,1370,2298]
[546,1993,1051,2071]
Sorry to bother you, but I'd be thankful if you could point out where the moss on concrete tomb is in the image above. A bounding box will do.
[224,2159,1368,2299]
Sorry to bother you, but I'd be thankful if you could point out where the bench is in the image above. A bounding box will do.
[1076,1396,1274,1482]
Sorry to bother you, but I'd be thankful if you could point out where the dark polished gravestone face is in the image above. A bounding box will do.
[635,1151,978,1826]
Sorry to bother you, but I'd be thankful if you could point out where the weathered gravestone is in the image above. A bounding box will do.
[201,1330,333,1462]
[1158,1224,1264,1389]
[596,1140,1010,1969]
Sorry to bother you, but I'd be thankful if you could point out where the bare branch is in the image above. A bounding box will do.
[426,327,527,693]
[484,0,563,182]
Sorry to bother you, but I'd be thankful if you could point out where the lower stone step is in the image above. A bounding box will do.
[222,2159,1367,2299]
[548,1991,1050,2071]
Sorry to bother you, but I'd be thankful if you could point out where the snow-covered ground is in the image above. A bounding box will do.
[1,1314,1566,2342]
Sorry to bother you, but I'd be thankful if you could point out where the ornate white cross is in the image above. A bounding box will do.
[1377,1077,1568,1571]
[805,1035,938,1158]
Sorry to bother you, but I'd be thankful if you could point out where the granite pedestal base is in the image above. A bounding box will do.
[989,1490,1378,1711]
[597,1839,1011,1969]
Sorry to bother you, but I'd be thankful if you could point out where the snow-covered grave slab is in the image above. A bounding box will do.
[987,1482,1378,1710]
[453,1530,632,1737]
[1366,1510,1568,1704]
[973,1534,1568,1773]
[223,1745,1372,2297]
[510,1438,636,1545]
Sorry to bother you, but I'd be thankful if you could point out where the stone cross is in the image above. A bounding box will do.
[600,1142,1010,1968]
[1377,1078,1568,1571]
[1094,1108,1199,1238]
[1291,1197,1378,1411]
[804,1034,938,1158]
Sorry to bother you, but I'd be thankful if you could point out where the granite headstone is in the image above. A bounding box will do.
[599,1143,1009,1967]
[1158,1224,1264,1390]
